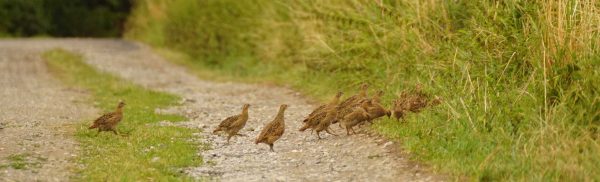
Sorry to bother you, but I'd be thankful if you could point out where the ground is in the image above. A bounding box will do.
[0,39,444,181]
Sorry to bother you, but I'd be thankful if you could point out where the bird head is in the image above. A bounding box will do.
[360,83,369,90]
[280,104,288,110]
[335,91,343,98]
[118,100,126,108]
[376,90,385,97]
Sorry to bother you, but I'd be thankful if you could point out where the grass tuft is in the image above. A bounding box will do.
[44,49,200,181]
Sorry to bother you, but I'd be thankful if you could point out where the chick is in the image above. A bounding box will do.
[255,104,288,152]
[338,83,369,109]
[213,104,251,144]
[366,101,391,122]
[392,91,412,121]
[392,84,440,121]
[299,111,325,132]
[371,90,385,104]
[341,100,371,135]
[299,92,343,132]
[89,101,126,135]
[334,83,369,124]
[314,105,340,139]
[302,92,343,123]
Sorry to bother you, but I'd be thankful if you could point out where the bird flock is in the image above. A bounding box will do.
[88,83,440,152]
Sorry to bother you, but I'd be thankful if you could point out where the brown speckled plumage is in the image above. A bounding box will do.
[255,104,287,152]
[342,100,371,135]
[214,104,251,144]
[302,92,343,123]
[338,83,369,109]
[367,101,391,122]
[334,84,369,124]
[314,105,339,139]
[299,92,342,132]
[392,84,441,121]
[89,101,125,135]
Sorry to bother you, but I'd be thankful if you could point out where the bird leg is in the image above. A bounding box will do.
[226,135,233,144]
[351,127,357,134]
[325,127,338,136]
[316,131,322,140]
[111,129,119,135]
[346,127,351,135]
[269,144,274,152]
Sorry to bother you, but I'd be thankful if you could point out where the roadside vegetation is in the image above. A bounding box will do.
[44,49,200,181]
[126,0,600,181]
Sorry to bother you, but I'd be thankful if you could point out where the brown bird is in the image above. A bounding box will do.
[314,105,339,139]
[255,104,288,152]
[366,101,391,123]
[392,84,440,121]
[338,83,369,109]
[341,100,371,135]
[392,99,407,121]
[302,92,343,123]
[334,83,370,124]
[89,101,126,135]
[392,90,412,121]
[299,92,343,132]
[371,90,385,104]
[213,104,251,144]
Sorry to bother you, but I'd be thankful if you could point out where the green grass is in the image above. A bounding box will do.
[1,153,45,170]
[126,0,600,181]
[44,49,200,181]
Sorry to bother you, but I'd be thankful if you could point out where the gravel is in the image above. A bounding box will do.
[0,40,96,181]
[0,39,444,182]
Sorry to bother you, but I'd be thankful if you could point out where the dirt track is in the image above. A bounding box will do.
[0,39,443,181]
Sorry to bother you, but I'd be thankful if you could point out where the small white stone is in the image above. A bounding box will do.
[383,141,393,148]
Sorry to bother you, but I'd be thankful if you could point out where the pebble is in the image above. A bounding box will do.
[383,141,394,148]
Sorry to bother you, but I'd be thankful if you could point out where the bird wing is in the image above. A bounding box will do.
[308,111,327,126]
[339,95,358,108]
[257,119,284,141]
[307,105,326,118]
[93,112,114,125]
[257,121,275,140]
[218,114,240,128]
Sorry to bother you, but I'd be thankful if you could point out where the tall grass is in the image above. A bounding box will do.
[126,0,600,180]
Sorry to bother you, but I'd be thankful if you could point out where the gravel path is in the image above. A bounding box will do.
[0,41,96,181]
[0,39,443,181]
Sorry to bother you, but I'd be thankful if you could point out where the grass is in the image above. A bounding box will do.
[126,0,600,181]
[44,49,200,181]
[1,153,45,170]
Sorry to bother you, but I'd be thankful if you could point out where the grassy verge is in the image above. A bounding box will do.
[126,0,600,181]
[44,49,200,181]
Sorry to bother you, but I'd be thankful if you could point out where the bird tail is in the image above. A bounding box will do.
[299,124,309,132]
